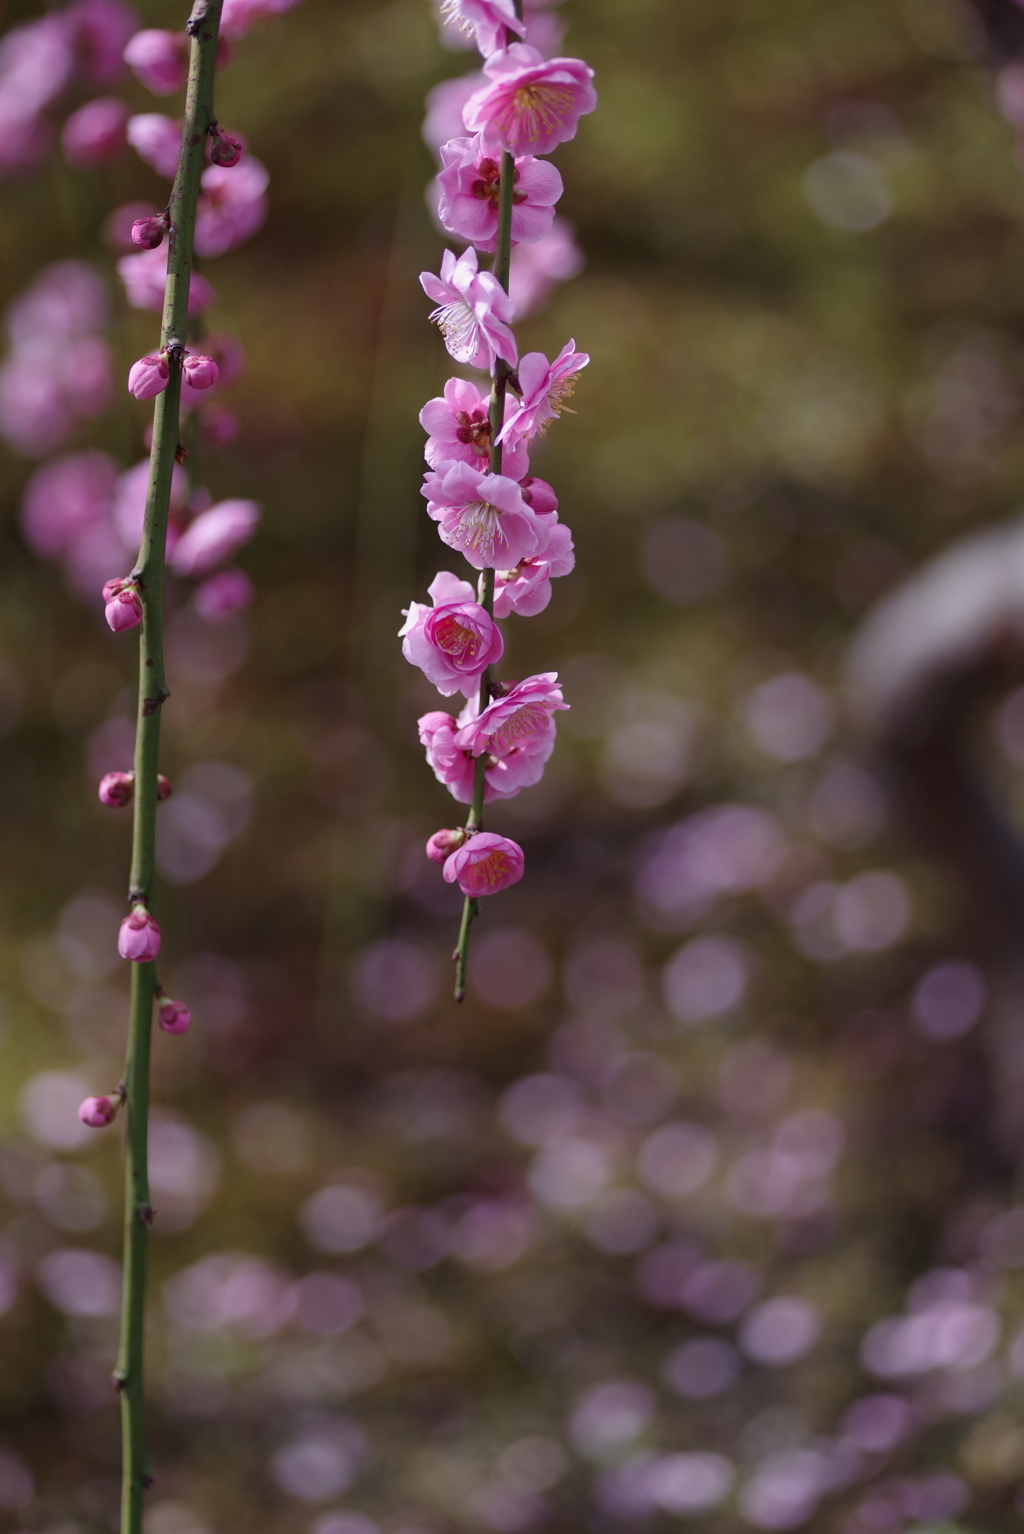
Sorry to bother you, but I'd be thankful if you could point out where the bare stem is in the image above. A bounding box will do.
[452,143,516,1001]
[114,5,223,1530]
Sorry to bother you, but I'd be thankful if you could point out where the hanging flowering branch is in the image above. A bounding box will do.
[408,0,596,999]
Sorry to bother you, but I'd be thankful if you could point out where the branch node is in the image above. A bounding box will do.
[136,1203,155,1226]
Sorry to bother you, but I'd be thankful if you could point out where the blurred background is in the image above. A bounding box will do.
[5,0,1024,1530]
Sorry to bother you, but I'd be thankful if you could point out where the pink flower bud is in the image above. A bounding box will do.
[131,215,165,249]
[99,770,134,807]
[158,997,191,1035]
[62,97,130,169]
[104,582,143,633]
[442,832,525,896]
[78,1094,120,1128]
[194,567,254,624]
[128,353,169,401]
[123,29,188,96]
[182,353,218,391]
[209,131,243,168]
[118,905,161,963]
[156,774,173,801]
[426,828,467,864]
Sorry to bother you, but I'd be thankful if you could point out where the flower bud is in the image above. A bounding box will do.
[182,353,218,391]
[210,131,243,168]
[79,1094,120,1128]
[104,581,143,633]
[158,997,191,1035]
[118,905,161,963]
[131,215,165,249]
[156,774,173,801]
[128,353,169,401]
[426,828,467,865]
[99,771,134,807]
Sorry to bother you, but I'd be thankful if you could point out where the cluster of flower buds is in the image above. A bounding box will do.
[404,1,595,920]
[98,770,172,806]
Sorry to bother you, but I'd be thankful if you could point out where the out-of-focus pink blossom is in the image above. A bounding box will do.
[426,827,467,864]
[68,0,140,88]
[422,460,543,569]
[170,499,261,577]
[209,130,243,167]
[98,770,134,806]
[423,71,485,159]
[454,671,567,795]
[131,214,165,249]
[195,158,269,256]
[103,578,143,632]
[158,997,191,1035]
[79,1094,120,1127]
[127,352,168,401]
[464,44,596,157]
[194,567,254,622]
[112,457,187,552]
[420,247,517,369]
[118,905,161,962]
[126,112,180,176]
[443,831,525,895]
[521,0,566,58]
[0,15,76,117]
[509,216,583,315]
[156,774,173,800]
[117,245,216,315]
[493,517,574,617]
[182,354,218,391]
[436,133,562,250]
[220,0,306,42]
[400,570,504,696]
[201,401,241,446]
[123,29,187,96]
[438,0,526,57]
[7,260,108,344]
[419,376,529,478]
[21,451,118,557]
[500,339,588,445]
[62,97,130,168]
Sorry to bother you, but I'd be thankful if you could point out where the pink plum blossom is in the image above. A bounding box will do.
[61,97,130,168]
[158,997,191,1035]
[209,130,243,167]
[112,457,187,552]
[194,567,254,623]
[443,831,525,895]
[509,215,583,314]
[170,499,261,577]
[220,0,306,42]
[21,451,118,557]
[422,461,543,569]
[98,770,134,806]
[127,352,168,401]
[103,578,143,632]
[195,158,269,257]
[117,245,216,314]
[131,215,165,249]
[68,0,140,88]
[436,133,562,250]
[420,247,517,369]
[423,71,485,159]
[438,0,526,57]
[126,112,180,176]
[123,29,187,95]
[400,570,504,696]
[493,516,574,617]
[463,43,596,157]
[499,338,588,446]
[7,260,108,344]
[454,671,567,796]
[78,1094,120,1127]
[419,707,538,804]
[182,353,218,390]
[118,905,161,962]
[427,827,467,864]
[518,473,558,515]
[419,376,529,478]
[521,0,566,59]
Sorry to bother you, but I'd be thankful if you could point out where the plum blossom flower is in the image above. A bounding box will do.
[118,905,161,962]
[0,16,75,177]
[61,97,130,168]
[423,71,485,159]
[436,133,562,250]
[126,112,180,176]
[21,450,118,558]
[454,671,568,796]
[123,29,187,95]
[509,216,583,315]
[443,831,525,895]
[98,770,134,806]
[118,245,216,315]
[420,247,517,369]
[520,0,566,59]
[103,577,143,632]
[78,1094,120,1127]
[463,44,596,157]
[439,0,526,57]
[427,827,467,863]
[127,352,168,401]
[422,461,543,569]
[194,567,254,623]
[400,570,504,696]
[158,997,191,1035]
[69,0,139,88]
[419,376,529,478]
[112,457,187,552]
[420,710,479,802]
[169,499,261,577]
[493,516,574,617]
[499,339,588,445]
[195,158,269,256]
